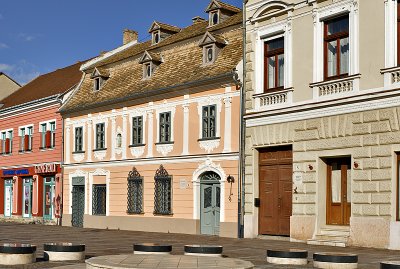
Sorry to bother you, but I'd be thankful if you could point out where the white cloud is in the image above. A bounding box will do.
[0,43,8,49]
[0,60,40,85]
[0,63,14,72]
[18,33,37,42]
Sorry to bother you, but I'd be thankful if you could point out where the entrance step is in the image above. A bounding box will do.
[307,227,349,247]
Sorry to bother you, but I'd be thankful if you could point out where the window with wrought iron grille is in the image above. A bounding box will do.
[153,165,172,215]
[131,116,143,145]
[95,123,105,150]
[75,127,83,152]
[202,105,216,139]
[127,167,143,214]
[92,184,106,215]
[159,112,171,143]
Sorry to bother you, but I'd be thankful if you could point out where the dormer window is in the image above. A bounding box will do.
[139,51,162,79]
[210,11,219,26]
[149,21,181,45]
[90,67,109,91]
[199,31,226,65]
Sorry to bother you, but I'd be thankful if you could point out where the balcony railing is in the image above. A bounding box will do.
[253,88,293,110]
[310,74,360,100]
[381,66,400,86]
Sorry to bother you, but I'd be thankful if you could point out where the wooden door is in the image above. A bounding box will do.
[327,158,351,225]
[259,146,292,236]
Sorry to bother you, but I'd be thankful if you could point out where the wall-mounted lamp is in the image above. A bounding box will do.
[227,175,235,202]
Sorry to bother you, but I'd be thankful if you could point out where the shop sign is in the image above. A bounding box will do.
[3,169,29,176]
[35,164,57,174]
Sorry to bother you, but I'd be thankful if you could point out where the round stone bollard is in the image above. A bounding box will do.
[313,252,358,269]
[133,243,172,255]
[184,245,223,257]
[0,243,36,265]
[266,249,308,265]
[381,261,400,269]
[44,243,85,261]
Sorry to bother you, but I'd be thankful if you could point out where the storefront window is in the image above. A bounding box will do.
[4,179,13,217]
[43,177,55,220]
[23,178,33,218]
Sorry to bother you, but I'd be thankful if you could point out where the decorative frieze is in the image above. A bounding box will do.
[199,138,220,153]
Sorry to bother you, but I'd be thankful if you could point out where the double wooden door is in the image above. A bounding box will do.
[327,158,351,225]
[259,146,292,236]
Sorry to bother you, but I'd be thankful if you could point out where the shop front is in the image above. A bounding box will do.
[0,163,62,223]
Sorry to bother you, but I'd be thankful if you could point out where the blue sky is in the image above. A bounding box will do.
[0,0,242,85]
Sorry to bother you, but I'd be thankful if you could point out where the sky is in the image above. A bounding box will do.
[0,0,243,85]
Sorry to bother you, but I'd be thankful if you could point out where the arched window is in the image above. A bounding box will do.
[154,165,172,215]
[127,167,143,214]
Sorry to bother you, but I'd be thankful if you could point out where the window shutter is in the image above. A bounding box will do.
[45,130,51,148]
[0,139,3,154]
[5,138,10,153]
[24,135,29,151]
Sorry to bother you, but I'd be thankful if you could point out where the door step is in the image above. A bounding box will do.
[307,227,349,247]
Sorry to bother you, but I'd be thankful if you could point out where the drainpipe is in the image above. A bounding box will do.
[238,0,248,239]
[58,95,64,227]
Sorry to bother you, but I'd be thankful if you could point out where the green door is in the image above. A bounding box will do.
[43,177,55,220]
[4,179,13,217]
[22,178,33,218]
[200,172,221,235]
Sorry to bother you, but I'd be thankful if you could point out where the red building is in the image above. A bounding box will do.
[0,62,83,223]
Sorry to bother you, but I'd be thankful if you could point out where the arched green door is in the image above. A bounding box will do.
[200,172,221,235]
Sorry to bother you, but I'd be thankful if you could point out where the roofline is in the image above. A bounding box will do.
[60,72,236,115]
[81,40,139,71]
[0,94,61,117]
[0,72,21,87]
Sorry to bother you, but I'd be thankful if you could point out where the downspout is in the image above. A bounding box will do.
[58,96,64,226]
[238,0,248,239]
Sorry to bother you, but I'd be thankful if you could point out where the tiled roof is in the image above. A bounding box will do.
[150,21,181,33]
[60,11,242,113]
[0,61,84,109]
[215,1,242,13]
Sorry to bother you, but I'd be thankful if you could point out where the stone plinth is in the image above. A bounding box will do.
[44,243,85,261]
[0,243,36,265]
[184,245,223,257]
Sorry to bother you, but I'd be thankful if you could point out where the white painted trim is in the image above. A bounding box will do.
[18,124,34,136]
[246,90,400,127]
[155,103,176,143]
[0,100,59,119]
[197,96,223,140]
[192,158,226,222]
[65,119,71,164]
[38,119,57,132]
[63,153,239,169]
[110,110,117,161]
[147,108,154,158]
[88,168,111,216]
[253,19,293,109]
[68,170,88,215]
[222,94,232,153]
[122,108,128,159]
[312,0,359,83]
[87,116,93,162]
[385,0,397,68]
[182,101,190,155]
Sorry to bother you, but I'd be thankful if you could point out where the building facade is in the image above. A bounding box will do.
[244,0,400,249]
[0,72,20,102]
[60,0,243,238]
[0,62,83,224]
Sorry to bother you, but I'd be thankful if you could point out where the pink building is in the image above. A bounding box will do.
[0,62,83,223]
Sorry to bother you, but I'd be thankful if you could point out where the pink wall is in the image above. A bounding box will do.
[0,104,63,167]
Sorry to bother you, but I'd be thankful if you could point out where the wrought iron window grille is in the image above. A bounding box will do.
[153,165,172,215]
[92,184,106,215]
[127,167,143,214]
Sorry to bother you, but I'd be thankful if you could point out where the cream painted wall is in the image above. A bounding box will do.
[0,74,20,101]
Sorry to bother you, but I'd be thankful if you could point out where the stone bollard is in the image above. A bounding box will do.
[266,249,308,265]
[44,243,85,261]
[0,243,36,265]
[184,245,223,257]
[133,243,172,255]
[313,252,358,269]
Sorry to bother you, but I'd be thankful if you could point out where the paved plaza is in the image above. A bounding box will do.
[0,222,398,268]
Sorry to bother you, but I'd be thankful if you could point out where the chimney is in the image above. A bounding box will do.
[192,16,206,24]
[123,29,138,45]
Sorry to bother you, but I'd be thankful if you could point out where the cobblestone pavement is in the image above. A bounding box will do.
[0,222,398,268]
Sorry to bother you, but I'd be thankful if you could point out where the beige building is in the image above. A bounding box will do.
[243,0,400,249]
[0,72,20,103]
[60,0,243,238]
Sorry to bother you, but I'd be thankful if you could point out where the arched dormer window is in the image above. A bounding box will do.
[198,31,226,65]
[90,68,109,91]
[148,21,180,45]
[139,51,163,79]
[205,0,240,26]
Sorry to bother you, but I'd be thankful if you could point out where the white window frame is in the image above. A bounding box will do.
[39,119,56,148]
[129,111,147,146]
[209,10,220,26]
[152,30,161,45]
[197,97,222,140]
[73,125,85,152]
[312,1,359,83]
[384,0,398,69]
[254,20,293,108]
[18,124,34,151]
[0,128,13,154]
[155,106,176,143]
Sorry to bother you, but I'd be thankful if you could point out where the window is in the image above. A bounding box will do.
[159,112,171,143]
[95,123,105,150]
[153,31,160,44]
[154,165,172,215]
[144,63,152,79]
[205,46,214,64]
[264,37,284,91]
[131,116,143,145]
[202,105,216,139]
[1,130,12,154]
[92,184,106,215]
[116,134,122,148]
[210,11,219,26]
[94,78,102,91]
[40,121,56,149]
[324,16,349,79]
[40,123,46,148]
[50,122,56,148]
[75,127,83,152]
[127,167,143,214]
[19,126,33,152]
[398,1,400,66]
